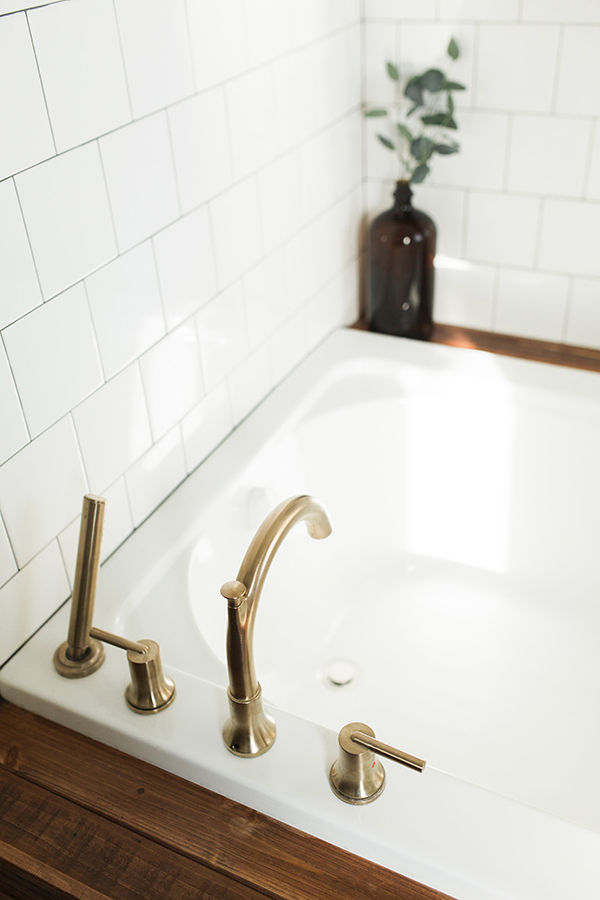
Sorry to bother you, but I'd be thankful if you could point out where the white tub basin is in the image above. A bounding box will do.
[2,328,600,900]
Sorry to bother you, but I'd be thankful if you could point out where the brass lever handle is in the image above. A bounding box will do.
[88,626,176,715]
[329,722,425,805]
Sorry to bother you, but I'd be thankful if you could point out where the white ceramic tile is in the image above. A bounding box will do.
[186,0,247,90]
[0,515,17,590]
[15,143,117,300]
[285,219,326,312]
[196,282,248,392]
[299,115,362,226]
[257,151,303,255]
[73,364,153,492]
[318,189,361,283]
[139,323,205,441]
[28,0,130,153]
[522,0,600,23]
[364,0,436,19]
[245,0,294,67]
[495,268,569,340]
[0,416,88,566]
[410,184,466,258]
[586,123,600,200]
[168,88,233,212]
[438,0,520,19]
[0,12,54,180]
[565,277,600,349]
[364,21,399,103]
[268,310,308,385]
[153,208,217,331]
[475,25,560,112]
[0,341,29,465]
[507,115,592,197]
[556,27,600,116]
[305,274,344,347]
[114,0,193,118]
[332,0,361,28]
[243,249,288,349]
[273,45,318,152]
[313,29,361,130]
[397,23,475,104]
[0,541,70,666]
[0,178,42,329]
[100,114,179,253]
[85,243,165,379]
[466,191,540,267]
[292,0,332,45]
[209,177,263,289]
[125,426,186,527]
[181,381,232,472]
[225,67,279,181]
[538,199,600,278]
[228,342,273,425]
[433,259,496,329]
[4,283,103,437]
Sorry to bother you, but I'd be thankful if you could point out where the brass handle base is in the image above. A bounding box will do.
[123,639,176,715]
[53,639,105,679]
[223,686,276,757]
[329,757,386,805]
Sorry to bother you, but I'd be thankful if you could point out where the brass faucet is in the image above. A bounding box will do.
[220,495,332,757]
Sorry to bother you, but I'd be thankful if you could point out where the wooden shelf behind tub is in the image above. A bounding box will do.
[353,319,600,374]
[0,700,456,900]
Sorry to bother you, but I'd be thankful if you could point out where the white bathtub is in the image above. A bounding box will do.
[2,328,600,900]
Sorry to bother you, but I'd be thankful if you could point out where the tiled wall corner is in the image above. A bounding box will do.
[363,4,600,345]
[0,0,362,666]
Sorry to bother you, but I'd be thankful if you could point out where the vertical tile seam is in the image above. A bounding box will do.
[549,23,564,114]
[11,174,45,306]
[110,0,134,122]
[24,8,57,155]
[0,325,32,446]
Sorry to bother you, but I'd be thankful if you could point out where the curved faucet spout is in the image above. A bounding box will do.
[221,495,332,757]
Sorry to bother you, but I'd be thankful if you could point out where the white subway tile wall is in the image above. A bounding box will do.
[3,3,599,667]
[0,0,361,662]
[364,4,600,347]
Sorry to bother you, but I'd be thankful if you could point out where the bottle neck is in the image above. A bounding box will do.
[393,180,413,214]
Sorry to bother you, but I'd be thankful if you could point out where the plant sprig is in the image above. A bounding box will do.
[365,38,466,185]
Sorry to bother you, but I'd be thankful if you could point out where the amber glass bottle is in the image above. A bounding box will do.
[367,181,436,340]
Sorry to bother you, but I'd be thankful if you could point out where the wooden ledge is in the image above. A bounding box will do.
[0,700,456,900]
[353,319,600,374]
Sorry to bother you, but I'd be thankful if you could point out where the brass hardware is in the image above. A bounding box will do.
[88,627,175,714]
[54,495,175,714]
[329,722,426,805]
[54,495,106,678]
[221,495,332,757]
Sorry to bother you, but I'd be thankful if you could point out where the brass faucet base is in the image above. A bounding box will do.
[223,686,276,757]
[124,639,176,715]
[53,639,105,678]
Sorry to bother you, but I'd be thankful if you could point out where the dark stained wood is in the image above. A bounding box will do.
[0,701,457,900]
[353,318,600,373]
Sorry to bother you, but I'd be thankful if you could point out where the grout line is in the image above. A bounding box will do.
[550,24,564,114]
[24,9,57,156]
[10,175,45,304]
[110,0,134,122]
[95,138,121,256]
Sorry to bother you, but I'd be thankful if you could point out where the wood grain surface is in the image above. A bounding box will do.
[0,701,456,900]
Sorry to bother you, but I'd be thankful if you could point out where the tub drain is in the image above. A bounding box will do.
[324,659,359,688]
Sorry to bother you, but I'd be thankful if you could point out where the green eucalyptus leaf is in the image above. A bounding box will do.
[411,163,430,184]
[377,133,396,150]
[445,81,466,91]
[386,61,400,81]
[434,143,459,155]
[421,112,448,127]
[445,117,458,130]
[404,76,424,106]
[406,103,420,117]
[447,93,455,115]
[420,68,445,93]
[411,136,435,161]
[365,108,388,117]
[397,123,414,143]
[447,38,459,60]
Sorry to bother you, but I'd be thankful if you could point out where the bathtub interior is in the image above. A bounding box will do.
[119,348,600,834]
